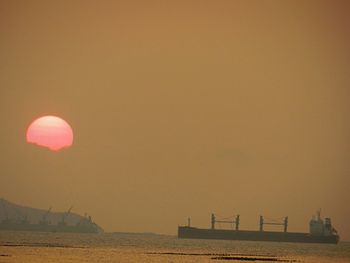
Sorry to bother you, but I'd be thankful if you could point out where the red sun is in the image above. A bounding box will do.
[26,115,73,151]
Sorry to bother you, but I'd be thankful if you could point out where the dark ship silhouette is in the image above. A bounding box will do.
[178,211,339,244]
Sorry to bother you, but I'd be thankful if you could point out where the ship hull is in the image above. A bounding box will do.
[178,226,339,244]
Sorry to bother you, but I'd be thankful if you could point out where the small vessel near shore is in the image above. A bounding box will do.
[178,211,339,244]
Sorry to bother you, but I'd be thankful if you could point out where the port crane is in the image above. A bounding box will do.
[58,206,73,226]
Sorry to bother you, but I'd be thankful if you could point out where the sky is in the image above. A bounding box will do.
[1,0,350,240]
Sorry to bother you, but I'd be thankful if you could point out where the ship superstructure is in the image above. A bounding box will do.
[309,210,338,237]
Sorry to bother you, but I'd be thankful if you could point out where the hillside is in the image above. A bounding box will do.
[0,198,103,230]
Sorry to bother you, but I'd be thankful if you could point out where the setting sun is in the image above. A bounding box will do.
[26,116,73,151]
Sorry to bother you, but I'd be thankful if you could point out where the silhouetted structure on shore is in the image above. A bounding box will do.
[0,198,103,233]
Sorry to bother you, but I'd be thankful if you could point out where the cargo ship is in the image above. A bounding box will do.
[178,211,339,244]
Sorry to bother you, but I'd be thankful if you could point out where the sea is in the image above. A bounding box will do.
[0,231,349,263]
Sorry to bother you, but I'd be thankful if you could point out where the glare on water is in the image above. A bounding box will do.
[0,231,349,263]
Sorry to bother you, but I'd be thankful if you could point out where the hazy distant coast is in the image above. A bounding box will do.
[0,198,102,229]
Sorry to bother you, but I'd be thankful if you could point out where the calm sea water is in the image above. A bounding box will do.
[0,231,349,263]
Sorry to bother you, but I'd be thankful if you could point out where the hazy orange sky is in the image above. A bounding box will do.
[1,1,350,240]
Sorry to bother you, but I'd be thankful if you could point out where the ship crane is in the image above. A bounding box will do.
[59,206,73,226]
[259,215,288,232]
[211,213,240,231]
